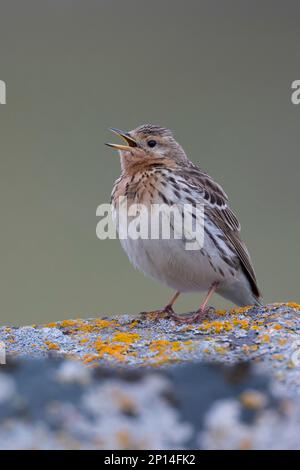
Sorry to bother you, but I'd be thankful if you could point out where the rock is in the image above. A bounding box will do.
[1,303,300,382]
[0,358,299,449]
[1,302,300,449]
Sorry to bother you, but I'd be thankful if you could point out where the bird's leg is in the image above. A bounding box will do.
[194,281,219,320]
[171,282,219,324]
[164,291,181,313]
[140,291,180,320]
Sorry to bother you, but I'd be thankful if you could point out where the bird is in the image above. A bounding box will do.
[106,124,262,323]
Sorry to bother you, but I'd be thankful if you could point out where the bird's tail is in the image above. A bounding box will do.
[254,297,264,307]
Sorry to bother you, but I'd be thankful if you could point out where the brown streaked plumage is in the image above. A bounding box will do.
[107,124,262,322]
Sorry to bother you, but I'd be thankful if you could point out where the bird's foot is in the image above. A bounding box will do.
[170,306,215,324]
[139,305,175,321]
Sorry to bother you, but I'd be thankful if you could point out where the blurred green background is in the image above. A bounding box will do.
[0,0,299,325]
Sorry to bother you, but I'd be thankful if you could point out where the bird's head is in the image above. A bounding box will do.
[106,124,188,171]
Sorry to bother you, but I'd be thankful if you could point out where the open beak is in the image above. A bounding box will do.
[105,128,137,151]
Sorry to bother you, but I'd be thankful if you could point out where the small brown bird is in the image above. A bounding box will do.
[107,124,262,322]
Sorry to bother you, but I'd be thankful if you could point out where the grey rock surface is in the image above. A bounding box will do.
[0,358,299,449]
[1,302,300,449]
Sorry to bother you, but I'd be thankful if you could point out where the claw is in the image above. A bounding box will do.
[170,306,215,324]
[139,305,175,321]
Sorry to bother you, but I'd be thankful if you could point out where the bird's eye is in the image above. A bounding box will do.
[147,140,157,148]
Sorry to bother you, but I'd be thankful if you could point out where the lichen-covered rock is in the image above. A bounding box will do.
[1,303,300,449]
[0,358,300,449]
[1,303,300,390]
[0,359,192,449]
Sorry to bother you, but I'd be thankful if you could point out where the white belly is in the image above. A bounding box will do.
[111,201,255,305]
[119,236,223,293]
[112,197,223,292]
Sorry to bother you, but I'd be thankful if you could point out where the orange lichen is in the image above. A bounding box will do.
[83,354,99,364]
[239,438,253,450]
[232,319,249,329]
[93,319,118,329]
[116,429,134,449]
[55,318,120,336]
[240,390,267,410]
[230,306,252,315]
[210,321,226,333]
[199,321,212,331]
[147,339,185,365]
[75,319,117,333]
[44,341,60,350]
[149,340,172,352]
[199,320,233,333]
[170,341,182,352]
[81,332,143,363]
[112,332,141,343]
[278,338,288,346]
[214,345,228,355]
[183,340,194,348]
[216,309,227,316]
[45,322,58,328]
[149,339,182,352]
[25,302,300,368]
[60,320,79,328]
[80,338,89,344]
[92,337,137,362]
[272,354,285,361]
[200,319,246,333]
[223,322,234,331]
[284,302,300,311]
